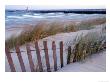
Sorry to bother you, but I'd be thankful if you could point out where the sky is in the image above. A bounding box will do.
[5,5,105,10]
[5,0,106,10]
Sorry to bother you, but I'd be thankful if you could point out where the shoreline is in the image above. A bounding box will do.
[5,16,105,40]
[5,19,80,40]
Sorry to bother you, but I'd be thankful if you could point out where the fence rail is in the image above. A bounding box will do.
[5,41,72,72]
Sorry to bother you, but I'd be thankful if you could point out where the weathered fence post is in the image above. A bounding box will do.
[26,43,35,72]
[67,46,71,64]
[43,41,51,72]
[52,41,57,71]
[35,41,43,72]
[60,41,63,68]
[15,45,26,72]
[5,47,16,72]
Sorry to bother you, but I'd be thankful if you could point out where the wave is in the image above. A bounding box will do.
[33,13,42,16]
[45,15,64,18]
[22,14,45,18]
[7,16,23,19]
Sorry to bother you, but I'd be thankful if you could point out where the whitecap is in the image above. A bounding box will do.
[22,14,32,17]
[7,16,23,19]
[23,14,45,18]
[45,14,64,18]
[47,13,55,15]
[33,13,41,16]
[31,15,45,18]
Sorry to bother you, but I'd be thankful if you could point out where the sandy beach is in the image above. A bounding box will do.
[5,23,106,72]
[5,9,106,72]
[57,51,106,72]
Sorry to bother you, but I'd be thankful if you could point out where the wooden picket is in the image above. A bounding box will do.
[5,47,16,72]
[15,45,26,72]
[60,41,63,68]
[35,41,43,72]
[43,41,51,72]
[5,41,73,72]
[26,43,35,72]
[52,41,57,71]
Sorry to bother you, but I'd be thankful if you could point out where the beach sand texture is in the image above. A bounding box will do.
[5,24,106,72]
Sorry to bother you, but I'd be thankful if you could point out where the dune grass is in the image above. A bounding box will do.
[5,22,77,49]
[5,17,106,49]
[77,17,106,30]
[70,29,106,62]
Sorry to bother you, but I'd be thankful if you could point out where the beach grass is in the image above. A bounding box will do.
[70,29,106,62]
[77,17,106,30]
[5,17,106,49]
[5,22,77,49]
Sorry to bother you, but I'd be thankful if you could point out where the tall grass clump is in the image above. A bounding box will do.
[64,24,77,32]
[5,22,77,49]
[71,28,106,62]
[77,17,106,30]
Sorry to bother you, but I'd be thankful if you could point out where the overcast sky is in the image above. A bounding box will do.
[5,0,105,10]
[5,5,105,10]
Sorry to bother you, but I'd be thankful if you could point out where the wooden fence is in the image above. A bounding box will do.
[5,41,72,72]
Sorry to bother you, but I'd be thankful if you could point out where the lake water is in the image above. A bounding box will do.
[5,10,105,28]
